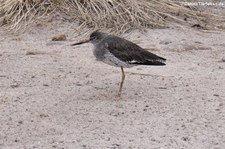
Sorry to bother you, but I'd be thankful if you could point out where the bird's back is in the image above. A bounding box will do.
[100,35,166,66]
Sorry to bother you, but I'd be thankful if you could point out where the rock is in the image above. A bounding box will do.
[222,57,225,62]
[52,34,67,41]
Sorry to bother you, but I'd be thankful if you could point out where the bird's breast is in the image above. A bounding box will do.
[92,46,105,60]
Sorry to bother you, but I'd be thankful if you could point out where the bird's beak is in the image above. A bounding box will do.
[71,39,90,46]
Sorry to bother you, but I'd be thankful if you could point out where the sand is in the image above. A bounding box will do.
[0,20,225,149]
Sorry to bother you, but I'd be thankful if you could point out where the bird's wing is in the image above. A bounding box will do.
[102,36,166,66]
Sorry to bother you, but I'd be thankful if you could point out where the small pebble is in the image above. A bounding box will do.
[10,84,20,88]
[222,57,225,62]
[14,139,19,142]
[182,137,189,141]
[159,40,172,45]
[52,34,67,41]
[43,84,49,86]
[18,121,23,124]
[213,94,219,97]
[26,51,48,55]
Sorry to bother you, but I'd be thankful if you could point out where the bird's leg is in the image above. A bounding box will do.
[118,66,125,96]
[114,66,125,99]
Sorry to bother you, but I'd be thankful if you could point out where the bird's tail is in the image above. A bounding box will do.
[133,60,166,66]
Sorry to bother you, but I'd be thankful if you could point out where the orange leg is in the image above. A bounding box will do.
[118,66,125,97]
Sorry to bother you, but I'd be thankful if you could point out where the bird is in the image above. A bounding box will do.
[71,31,166,98]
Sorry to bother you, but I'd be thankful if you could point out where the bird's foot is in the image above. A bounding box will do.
[113,94,122,100]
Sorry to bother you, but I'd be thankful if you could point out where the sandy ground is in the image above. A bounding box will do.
[0,20,225,149]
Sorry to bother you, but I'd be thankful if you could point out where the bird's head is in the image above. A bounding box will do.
[89,31,104,44]
[71,30,107,46]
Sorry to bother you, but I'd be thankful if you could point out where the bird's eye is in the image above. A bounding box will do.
[91,36,97,40]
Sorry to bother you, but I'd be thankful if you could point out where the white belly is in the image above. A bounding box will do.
[101,50,133,68]
[92,45,133,68]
